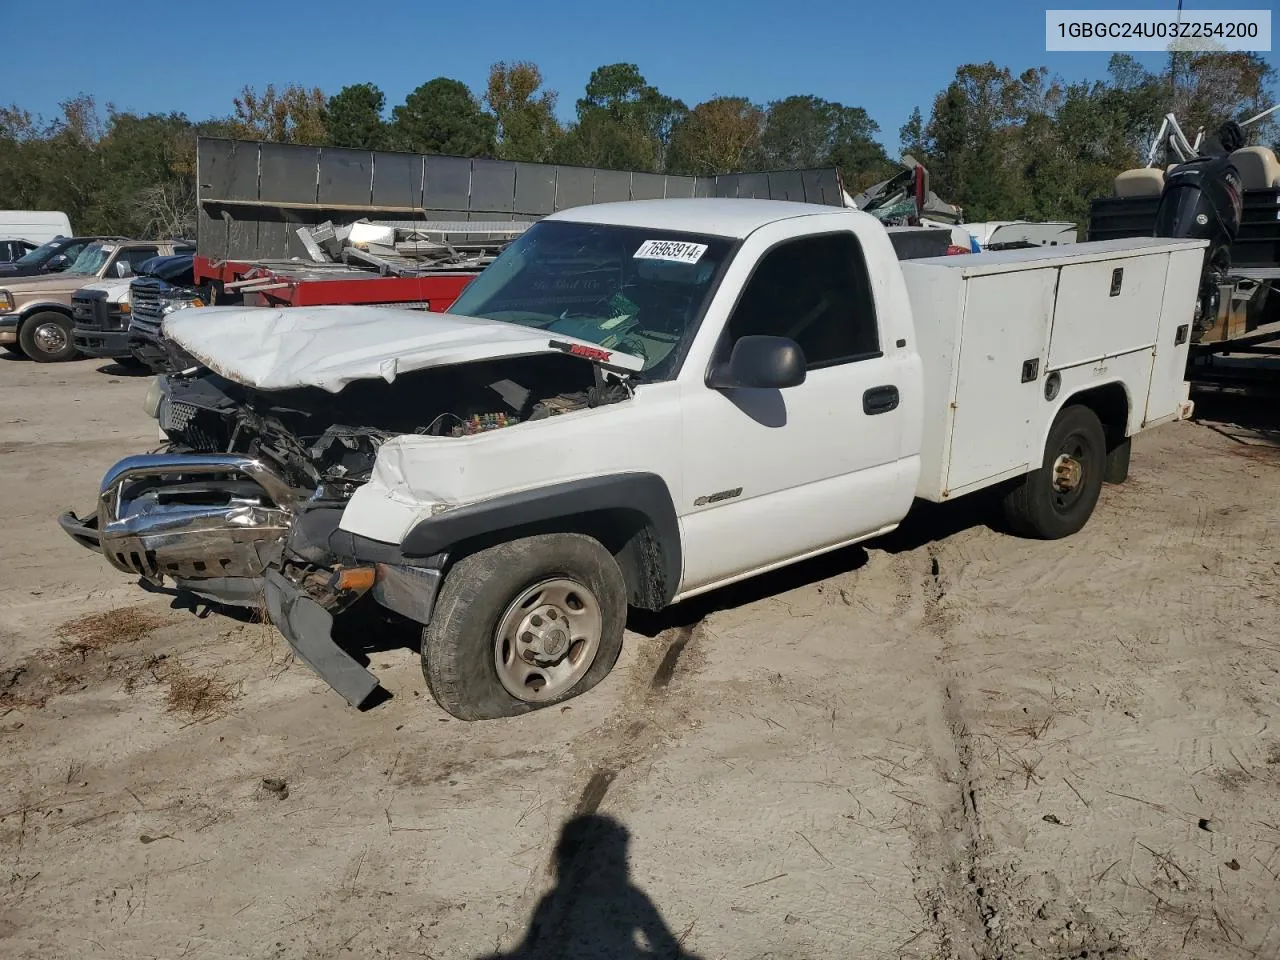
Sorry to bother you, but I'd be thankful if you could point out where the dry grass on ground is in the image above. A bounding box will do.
[159,660,240,720]
[55,606,168,659]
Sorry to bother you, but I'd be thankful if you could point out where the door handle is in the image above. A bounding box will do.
[863,385,899,415]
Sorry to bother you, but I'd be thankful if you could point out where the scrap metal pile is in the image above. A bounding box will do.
[293,219,531,277]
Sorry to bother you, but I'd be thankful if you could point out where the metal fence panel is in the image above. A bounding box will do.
[554,167,596,210]
[801,168,842,205]
[514,163,557,216]
[259,143,319,205]
[470,159,516,214]
[630,172,666,201]
[372,152,423,208]
[766,170,805,202]
[594,170,633,205]
[666,175,697,199]
[318,148,372,207]
[424,155,472,212]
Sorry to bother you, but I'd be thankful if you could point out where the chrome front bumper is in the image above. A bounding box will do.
[60,453,298,583]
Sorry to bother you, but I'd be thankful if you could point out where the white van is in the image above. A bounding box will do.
[0,211,73,245]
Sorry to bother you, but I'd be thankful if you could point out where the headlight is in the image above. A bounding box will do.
[160,297,205,316]
[0,291,13,311]
[143,376,164,419]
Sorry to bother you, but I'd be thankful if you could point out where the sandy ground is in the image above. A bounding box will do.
[0,354,1278,960]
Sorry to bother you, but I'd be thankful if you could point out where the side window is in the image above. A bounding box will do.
[114,246,160,276]
[722,233,879,369]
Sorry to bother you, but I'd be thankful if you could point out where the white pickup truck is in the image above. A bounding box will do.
[60,200,1203,719]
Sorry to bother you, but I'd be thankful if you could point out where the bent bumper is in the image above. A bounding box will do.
[128,332,168,371]
[87,453,296,581]
[72,326,132,358]
[264,569,381,708]
[61,452,447,708]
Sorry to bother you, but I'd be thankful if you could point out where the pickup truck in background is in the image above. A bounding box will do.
[0,239,38,263]
[71,255,196,364]
[60,199,1202,720]
[126,264,210,372]
[0,235,124,279]
[0,238,194,362]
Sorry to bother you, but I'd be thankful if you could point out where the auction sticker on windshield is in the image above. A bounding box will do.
[634,239,708,264]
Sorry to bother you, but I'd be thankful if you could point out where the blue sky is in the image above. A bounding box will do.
[4,0,1275,151]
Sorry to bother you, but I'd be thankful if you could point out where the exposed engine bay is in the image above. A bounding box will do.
[158,352,632,498]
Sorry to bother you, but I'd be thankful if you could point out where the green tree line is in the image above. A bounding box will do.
[0,53,1274,239]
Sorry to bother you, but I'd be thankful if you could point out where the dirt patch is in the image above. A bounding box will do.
[2,362,1280,959]
[159,660,240,720]
[0,606,169,712]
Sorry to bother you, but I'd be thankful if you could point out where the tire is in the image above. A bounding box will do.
[1003,404,1106,539]
[18,311,77,363]
[1104,435,1131,485]
[422,533,627,720]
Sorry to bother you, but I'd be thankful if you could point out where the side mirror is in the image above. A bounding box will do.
[707,335,806,390]
[45,254,69,272]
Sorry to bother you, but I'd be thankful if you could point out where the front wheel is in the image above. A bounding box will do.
[19,311,78,363]
[1002,404,1106,539]
[422,533,627,720]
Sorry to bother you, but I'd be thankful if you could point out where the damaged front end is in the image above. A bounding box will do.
[60,350,630,708]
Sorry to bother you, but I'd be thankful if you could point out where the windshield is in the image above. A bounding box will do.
[448,220,734,380]
[66,242,113,276]
[14,238,62,267]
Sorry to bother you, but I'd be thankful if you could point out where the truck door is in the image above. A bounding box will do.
[678,230,918,593]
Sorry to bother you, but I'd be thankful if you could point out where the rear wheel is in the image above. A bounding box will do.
[19,311,77,363]
[1003,405,1106,539]
[421,533,627,720]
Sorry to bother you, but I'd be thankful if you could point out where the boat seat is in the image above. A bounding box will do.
[1229,146,1280,189]
[1114,168,1165,197]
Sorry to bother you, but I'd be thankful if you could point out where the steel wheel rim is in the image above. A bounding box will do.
[494,578,603,702]
[33,321,68,355]
[1050,434,1089,513]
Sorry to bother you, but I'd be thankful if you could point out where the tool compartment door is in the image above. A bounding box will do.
[1143,247,1200,424]
[1048,255,1169,369]
[946,269,1056,494]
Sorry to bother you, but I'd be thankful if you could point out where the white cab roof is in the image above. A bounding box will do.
[546,198,847,239]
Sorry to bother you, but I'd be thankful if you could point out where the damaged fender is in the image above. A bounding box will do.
[399,472,682,609]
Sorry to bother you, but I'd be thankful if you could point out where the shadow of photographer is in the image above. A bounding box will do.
[477,814,704,960]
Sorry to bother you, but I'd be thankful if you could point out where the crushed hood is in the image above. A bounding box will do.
[163,304,645,393]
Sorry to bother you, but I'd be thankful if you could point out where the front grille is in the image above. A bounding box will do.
[129,280,201,343]
[160,399,198,432]
[72,293,111,330]
[130,283,165,336]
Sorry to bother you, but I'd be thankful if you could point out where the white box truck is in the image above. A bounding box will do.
[0,211,72,246]
[60,200,1203,719]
